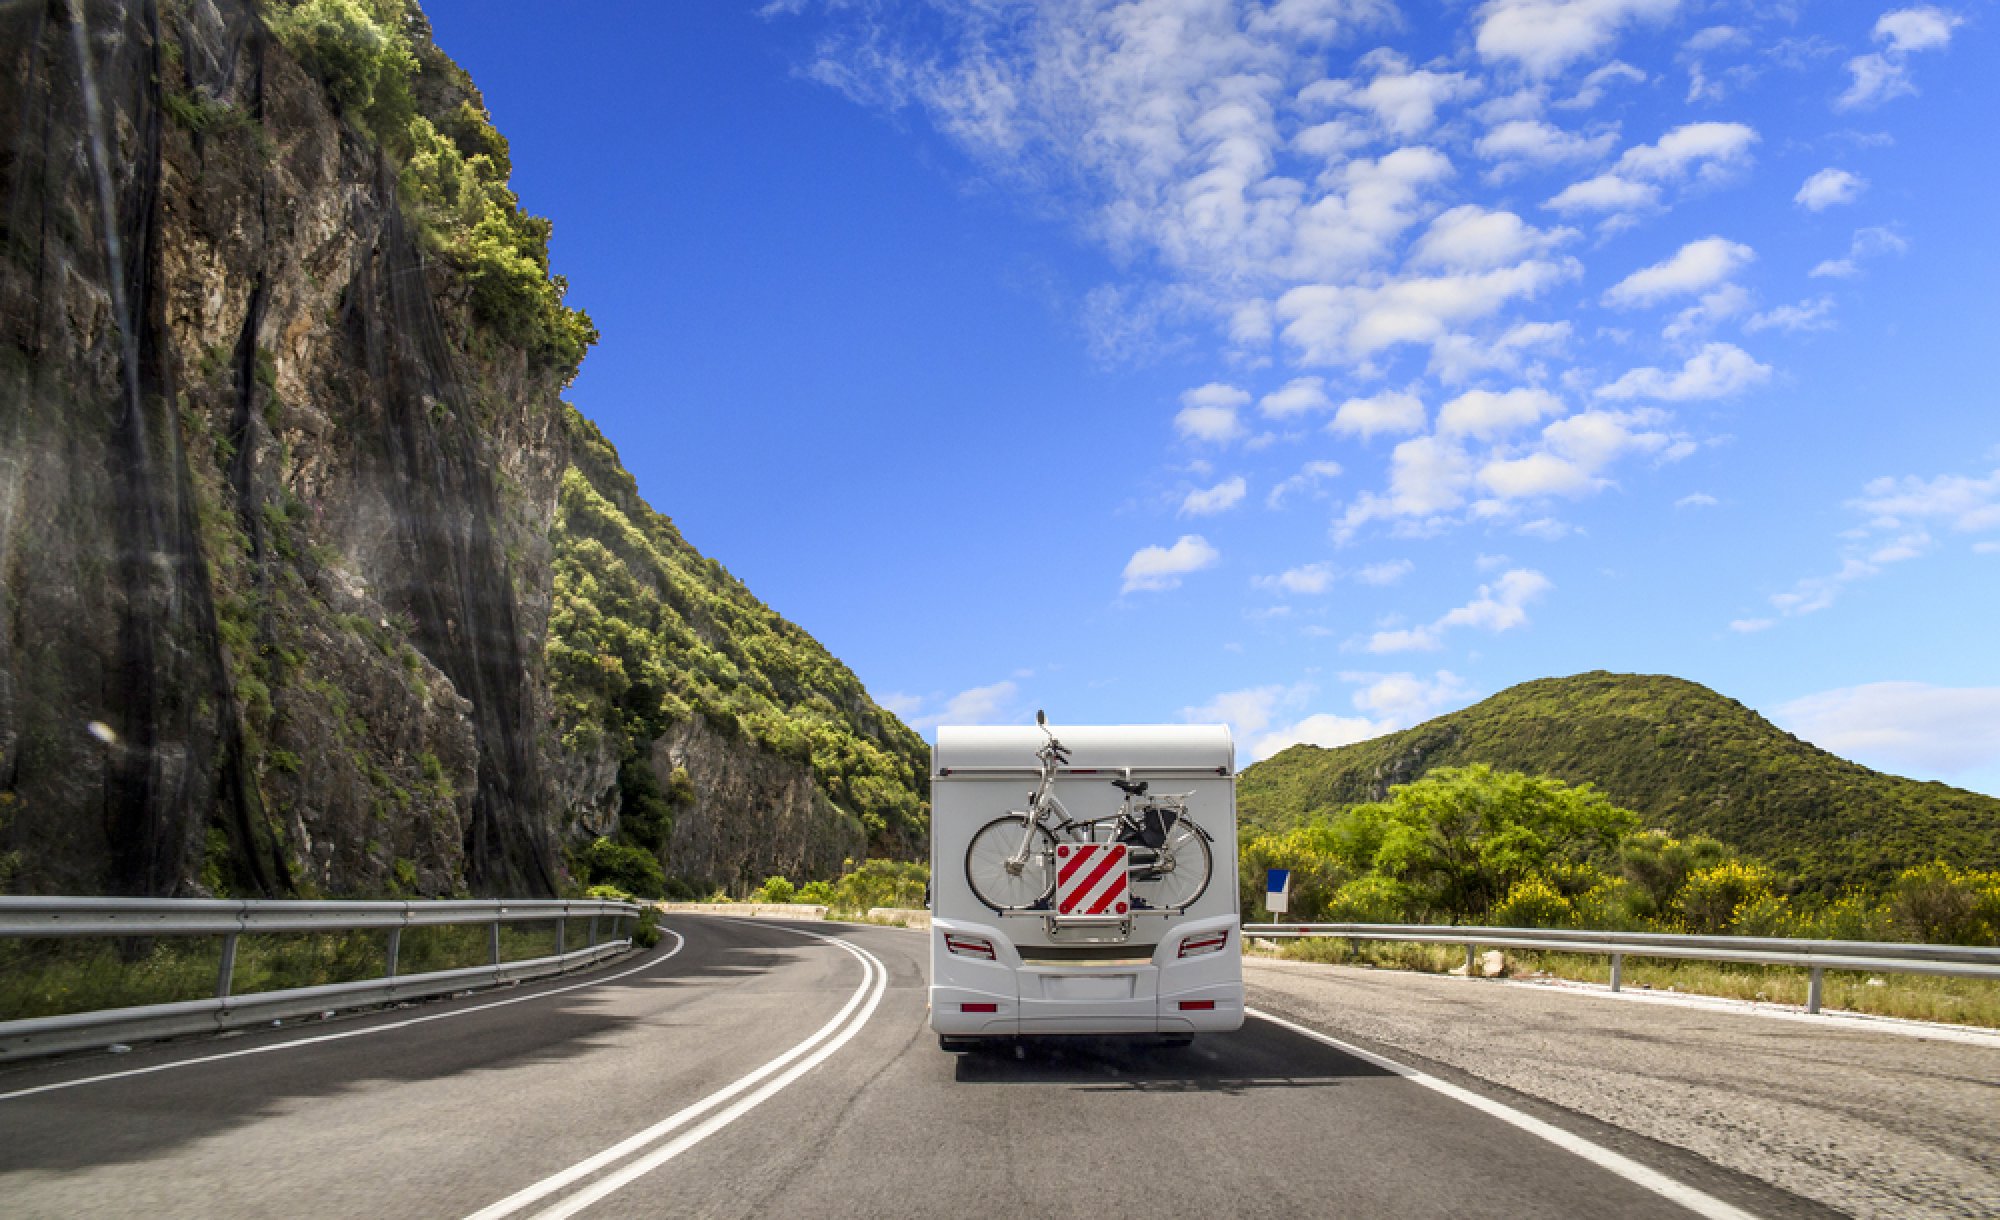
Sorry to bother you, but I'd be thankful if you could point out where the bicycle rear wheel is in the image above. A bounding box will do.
[1130,817,1211,911]
[965,815,1058,911]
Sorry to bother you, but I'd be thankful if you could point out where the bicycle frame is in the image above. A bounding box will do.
[1005,737,1201,871]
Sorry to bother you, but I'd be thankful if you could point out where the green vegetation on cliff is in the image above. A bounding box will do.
[549,409,930,887]
[268,0,596,377]
[1240,672,2000,895]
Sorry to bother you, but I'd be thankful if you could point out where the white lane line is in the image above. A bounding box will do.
[464,922,887,1220]
[1248,1007,1759,1220]
[0,931,686,1104]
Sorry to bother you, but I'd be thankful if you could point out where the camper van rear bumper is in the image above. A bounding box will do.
[929,914,1243,1037]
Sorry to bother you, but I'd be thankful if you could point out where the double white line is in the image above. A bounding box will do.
[464,923,888,1220]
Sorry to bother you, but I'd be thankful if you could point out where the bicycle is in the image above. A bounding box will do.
[963,712,1214,915]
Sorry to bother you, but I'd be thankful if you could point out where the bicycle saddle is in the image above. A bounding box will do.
[1111,778,1148,796]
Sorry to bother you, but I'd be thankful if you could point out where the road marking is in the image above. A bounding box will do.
[1248,1008,1758,1220]
[464,921,888,1220]
[0,931,686,1103]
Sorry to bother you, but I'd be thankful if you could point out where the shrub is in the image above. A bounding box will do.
[1491,876,1576,929]
[1889,862,2000,945]
[579,837,664,899]
[753,876,796,904]
[1323,875,1412,923]
[266,0,416,137]
[1675,859,1778,934]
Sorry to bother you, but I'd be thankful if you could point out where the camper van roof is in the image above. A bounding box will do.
[934,724,1234,776]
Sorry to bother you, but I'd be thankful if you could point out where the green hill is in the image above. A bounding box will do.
[1239,672,2000,894]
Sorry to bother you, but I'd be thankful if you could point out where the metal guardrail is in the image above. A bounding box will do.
[1241,922,2000,1014]
[0,897,642,1061]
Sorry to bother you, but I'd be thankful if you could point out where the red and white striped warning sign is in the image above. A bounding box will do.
[1054,843,1129,917]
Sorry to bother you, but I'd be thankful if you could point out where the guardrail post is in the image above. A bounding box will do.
[1464,942,1476,976]
[556,916,566,956]
[1610,953,1623,993]
[490,919,502,967]
[1808,967,1824,1014]
[588,915,598,948]
[385,927,402,979]
[216,933,239,999]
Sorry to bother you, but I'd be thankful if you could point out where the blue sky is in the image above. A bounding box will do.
[423,1,1999,795]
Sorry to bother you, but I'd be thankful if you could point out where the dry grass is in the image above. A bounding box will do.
[1250,936,2000,1030]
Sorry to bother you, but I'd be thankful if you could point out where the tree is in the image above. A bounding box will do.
[1348,766,1639,924]
[1618,830,1732,918]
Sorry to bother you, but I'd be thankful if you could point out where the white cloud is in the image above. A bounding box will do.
[1557,59,1647,109]
[1478,452,1598,499]
[1546,172,1659,213]
[1174,382,1251,443]
[1684,24,1745,53]
[1876,7,1963,53]
[1795,168,1867,210]
[1428,319,1572,383]
[1266,459,1344,508]
[1614,121,1759,181]
[1662,283,1749,342]
[1181,476,1247,516]
[1729,617,1774,633]
[1303,49,1477,138]
[1122,534,1220,593]
[1475,118,1619,166]
[1410,205,1575,272]
[1746,296,1837,333]
[1182,682,1308,739]
[1331,389,1428,439]
[1348,668,1476,722]
[892,679,1023,730]
[1438,387,1564,439]
[1356,559,1415,585]
[1547,120,1757,214]
[876,691,924,718]
[1257,561,1338,595]
[1250,713,1390,760]
[1596,342,1771,400]
[1747,462,1995,629]
[1603,236,1754,307]
[1839,8,1962,109]
[1852,467,2000,533]
[1777,682,2000,776]
[1259,376,1332,418]
[1279,257,1581,364]
[1675,492,1718,508]
[1809,225,1909,278]
[1366,567,1552,652]
[1335,434,1478,538]
[1474,0,1681,78]
[935,680,1020,727]
[1242,667,1475,759]
[1182,681,1392,761]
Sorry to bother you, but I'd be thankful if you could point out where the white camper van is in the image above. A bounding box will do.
[929,717,1244,1050]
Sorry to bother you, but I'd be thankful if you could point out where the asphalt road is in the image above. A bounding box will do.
[0,917,1831,1219]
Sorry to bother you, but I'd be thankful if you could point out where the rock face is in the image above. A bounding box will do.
[0,0,927,899]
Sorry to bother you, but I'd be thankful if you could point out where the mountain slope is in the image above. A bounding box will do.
[0,0,924,898]
[1239,672,2000,893]
[548,409,927,892]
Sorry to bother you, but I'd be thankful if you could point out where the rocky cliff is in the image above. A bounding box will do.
[0,0,927,899]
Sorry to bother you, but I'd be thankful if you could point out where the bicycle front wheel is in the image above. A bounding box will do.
[1131,818,1212,911]
[965,815,1058,912]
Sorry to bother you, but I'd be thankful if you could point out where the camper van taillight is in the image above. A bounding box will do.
[1178,930,1229,958]
[945,934,997,961]
[1178,1000,1216,1011]
[961,1003,998,1013]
